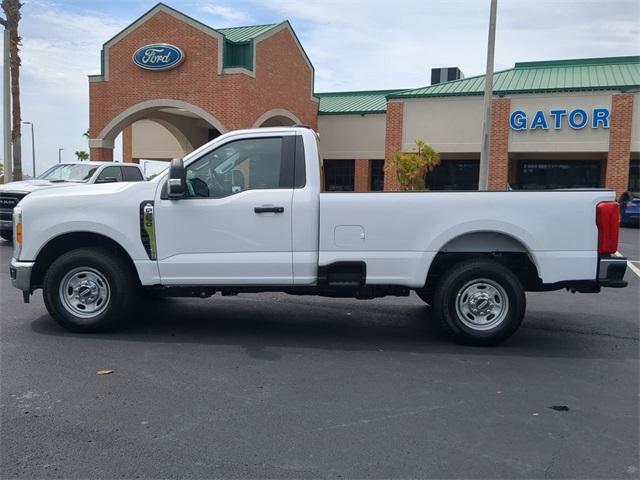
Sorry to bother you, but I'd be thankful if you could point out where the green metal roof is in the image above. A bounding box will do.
[218,24,277,43]
[388,56,640,99]
[218,24,279,70]
[316,89,407,115]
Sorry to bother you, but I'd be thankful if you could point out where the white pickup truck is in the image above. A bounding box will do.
[9,126,627,345]
[0,161,145,241]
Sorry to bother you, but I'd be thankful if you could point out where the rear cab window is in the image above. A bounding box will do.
[122,166,144,182]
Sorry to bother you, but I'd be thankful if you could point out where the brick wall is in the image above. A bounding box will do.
[383,101,404,190]
[354,159,370,192]
[90,148,114,162]
[487,97,511,191]
[605,93,634,197]
[122,126,133,163]
[89,10,318,158]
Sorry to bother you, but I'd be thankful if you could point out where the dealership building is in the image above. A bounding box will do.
[88,3,640,195]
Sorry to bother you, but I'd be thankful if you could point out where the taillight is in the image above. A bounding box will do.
[596,201,619,255]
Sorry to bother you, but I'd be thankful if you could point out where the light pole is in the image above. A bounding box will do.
[58,148,64,164]
[478,0,498,191]
[22,121,35,177]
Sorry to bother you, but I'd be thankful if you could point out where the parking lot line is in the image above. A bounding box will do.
[615,252,640,278]
[627,262,640,278]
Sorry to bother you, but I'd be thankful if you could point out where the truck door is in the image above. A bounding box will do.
[154,134,295,285]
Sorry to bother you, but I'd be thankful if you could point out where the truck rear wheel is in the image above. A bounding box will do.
[432,259,525,345]
[1,231,12,242]
[43,248,135,333]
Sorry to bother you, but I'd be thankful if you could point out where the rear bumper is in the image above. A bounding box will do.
[597,256,628,288]
[9,258,34,292]
[540,256,628,292]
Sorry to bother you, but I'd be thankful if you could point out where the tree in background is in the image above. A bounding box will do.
[388,140,440,191]
[1,0,22,181]
[75,150,89,161]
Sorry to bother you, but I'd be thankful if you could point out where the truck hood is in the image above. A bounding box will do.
[0,179,83,194]
[23,180,158,202]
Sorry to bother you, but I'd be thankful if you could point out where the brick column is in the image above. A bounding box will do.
[487,97,511,191]
[384,101,404,191]
[122,125,133,163]
[605,93,634,197]
[90,147,113,162]
[354,159,371,192]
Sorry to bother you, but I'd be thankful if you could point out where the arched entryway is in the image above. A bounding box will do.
[89,99,226,162]
[252,108,301,128]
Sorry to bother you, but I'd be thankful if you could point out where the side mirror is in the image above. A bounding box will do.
[95,177,118,184]
[167,158,186,199]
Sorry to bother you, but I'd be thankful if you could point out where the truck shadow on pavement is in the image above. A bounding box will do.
[29,293,638,361]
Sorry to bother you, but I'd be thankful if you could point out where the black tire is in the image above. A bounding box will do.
[43,248,136,333]
[432,259,526,346]
[0,230,12,242]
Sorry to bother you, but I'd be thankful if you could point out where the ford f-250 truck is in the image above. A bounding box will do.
[9,126,628,345]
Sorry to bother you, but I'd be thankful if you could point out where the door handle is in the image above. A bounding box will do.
[254,206,284,213]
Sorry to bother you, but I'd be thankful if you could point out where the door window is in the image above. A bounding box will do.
[427,160,479,190]
[370,160,385,191]
[184,137,290,198]
[629,160,639,191]
[96,166,123,182]
[323,160,355,192]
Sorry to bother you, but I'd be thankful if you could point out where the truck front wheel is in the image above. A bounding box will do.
[432,259,525,345]
[43,248,135,333]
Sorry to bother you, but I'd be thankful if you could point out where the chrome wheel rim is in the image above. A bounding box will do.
[59,267,111,319]
[455,278,509,331]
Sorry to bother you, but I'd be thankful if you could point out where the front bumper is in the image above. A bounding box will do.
[597,256,628,288]
[9,258,34,291]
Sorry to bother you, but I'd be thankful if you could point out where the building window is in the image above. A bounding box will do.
[427,160,479,190]
[324,160,355,191]
[629,160,640,191]
[516,160,601,190]
[370,160,384,191]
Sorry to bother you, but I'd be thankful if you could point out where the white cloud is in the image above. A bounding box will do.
[1,1,127,174]
[256,0,639,91]
[199,3,253,26]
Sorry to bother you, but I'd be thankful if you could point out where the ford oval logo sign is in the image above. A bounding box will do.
[132,44,184,71]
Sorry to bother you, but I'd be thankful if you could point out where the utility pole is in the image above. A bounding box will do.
[23,121,34,176]
[478,0,497,191]
[1,17,10,183]
[58,147,63,163]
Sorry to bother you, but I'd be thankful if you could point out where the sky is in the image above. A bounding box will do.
[1,0,638,176]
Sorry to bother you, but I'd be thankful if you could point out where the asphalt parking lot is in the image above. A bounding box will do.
[1,229,638,479]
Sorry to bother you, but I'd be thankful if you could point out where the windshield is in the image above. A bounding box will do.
[37,164,99,182]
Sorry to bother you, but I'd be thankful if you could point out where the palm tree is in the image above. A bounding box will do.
[75,150,89,161]
[389,140,441,191]
[1,0,22,180]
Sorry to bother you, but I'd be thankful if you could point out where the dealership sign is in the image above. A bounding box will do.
[133,44,184,71]
[510,108,610,131]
